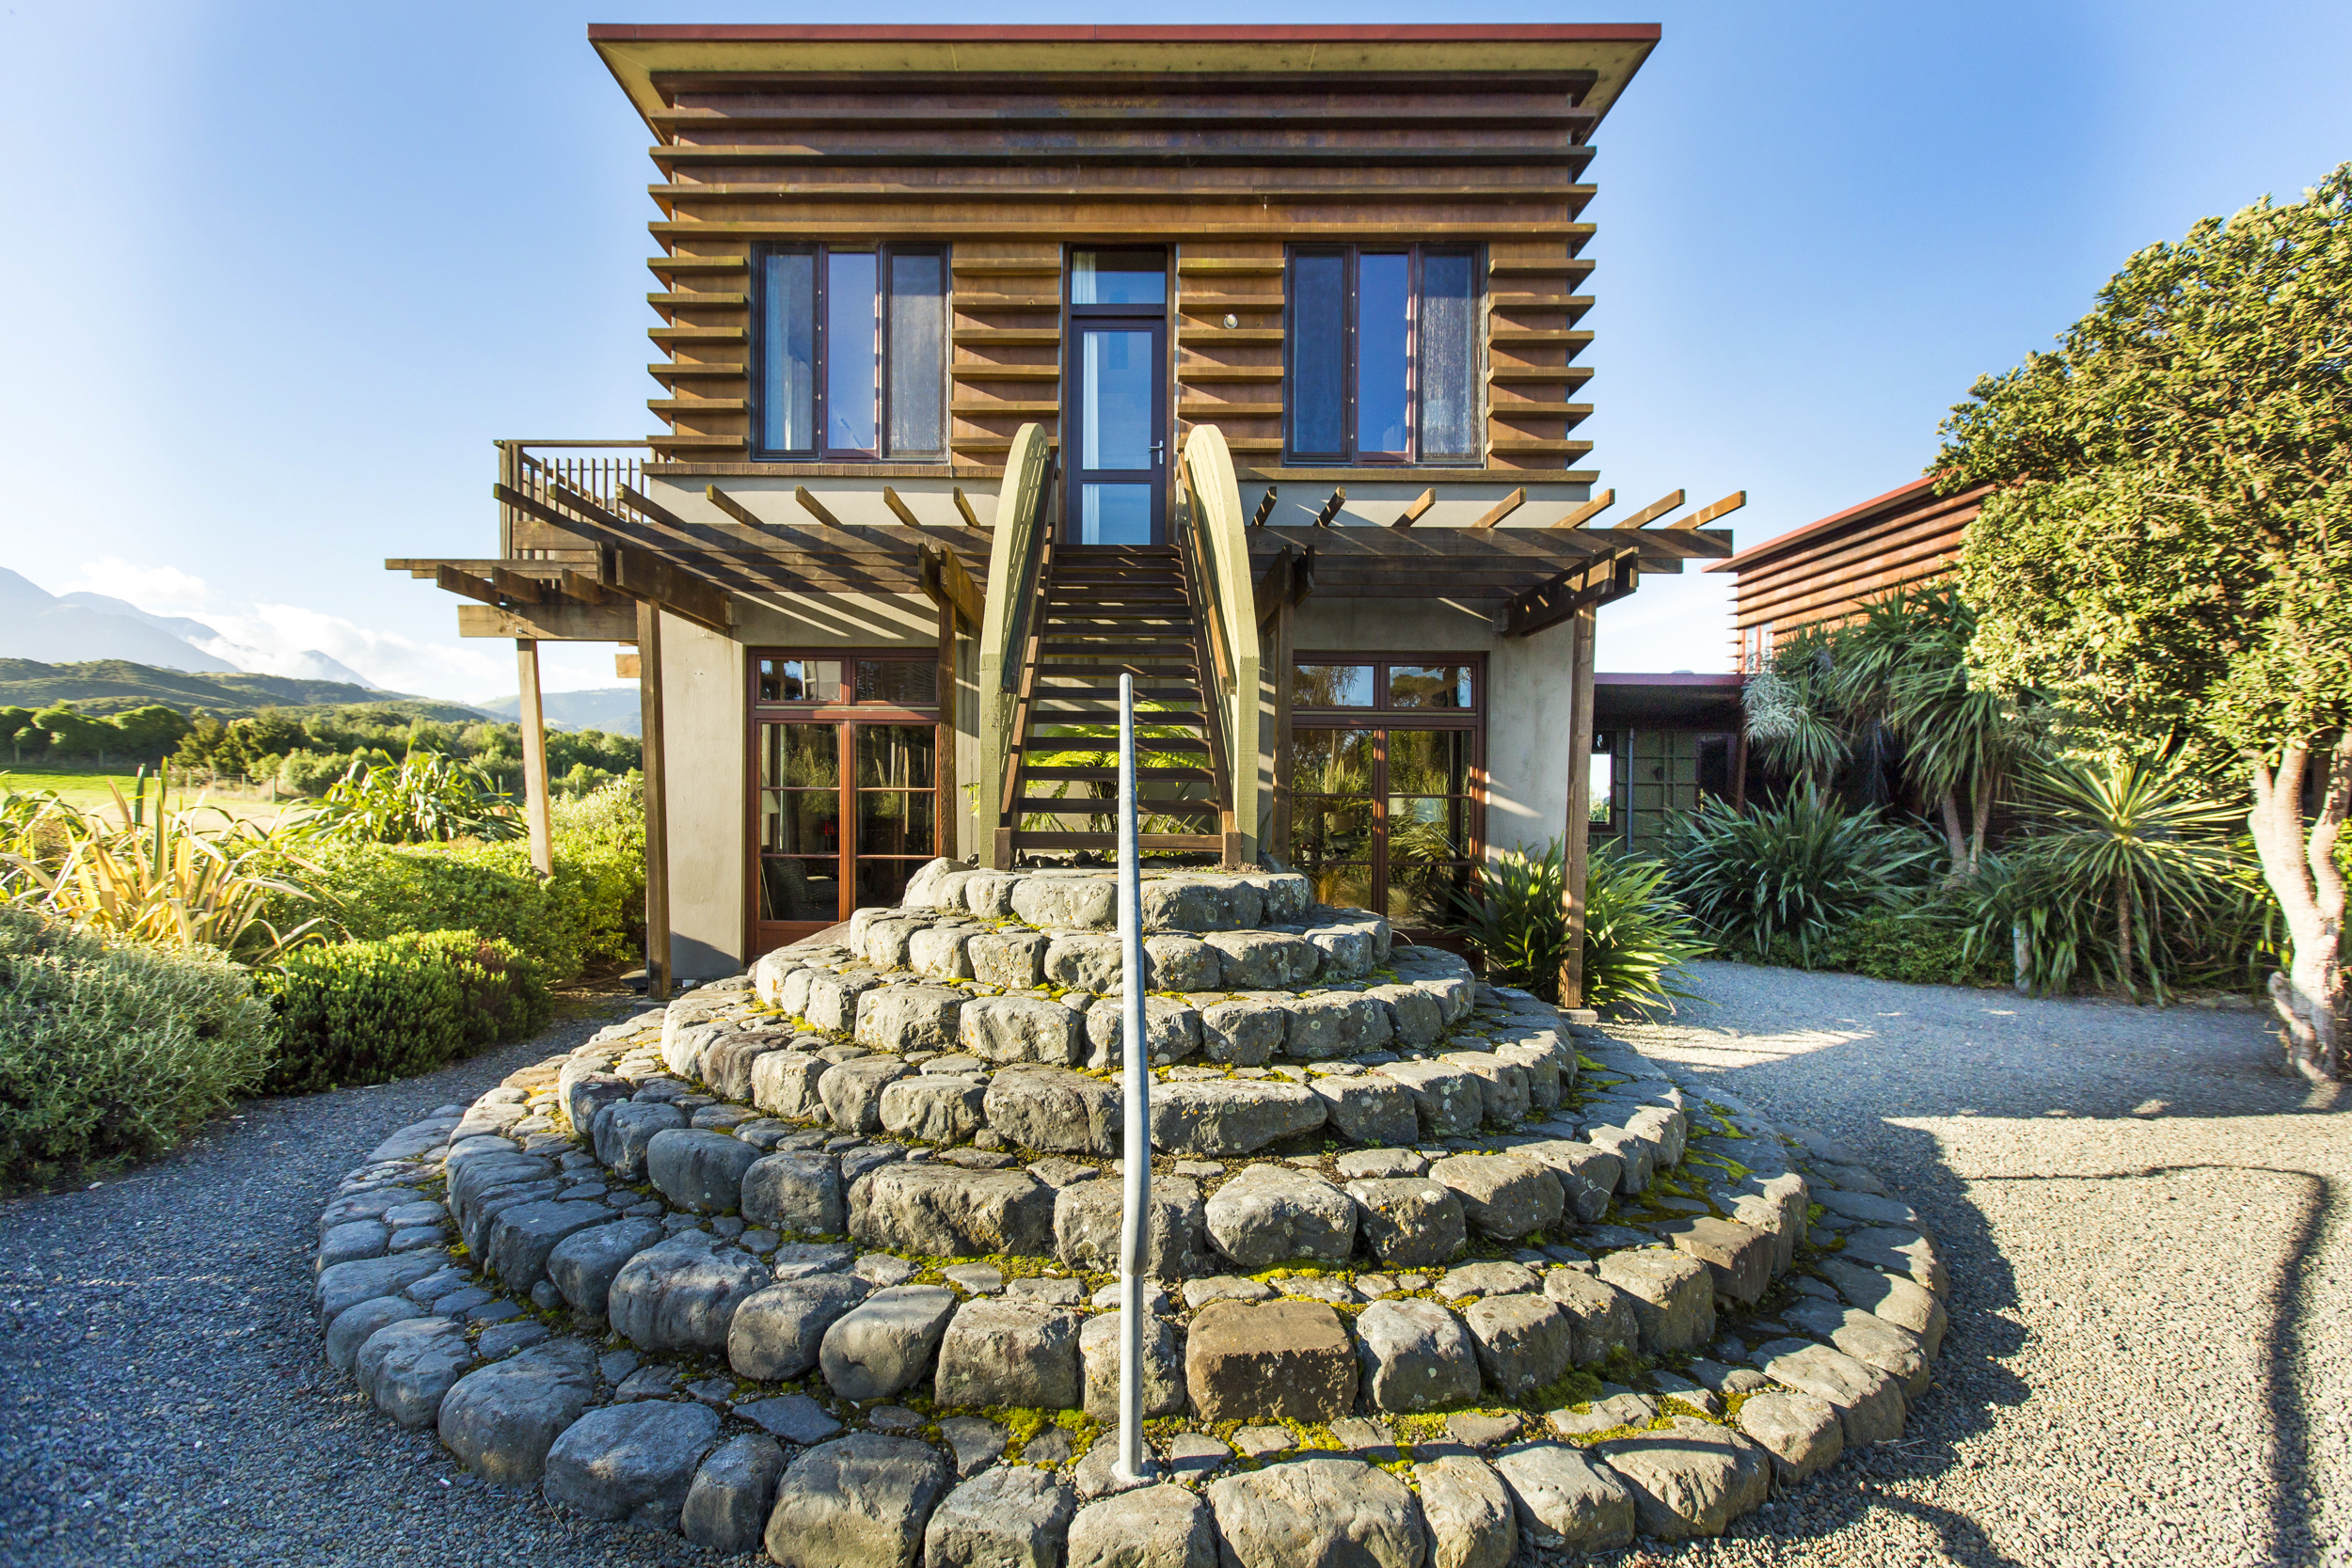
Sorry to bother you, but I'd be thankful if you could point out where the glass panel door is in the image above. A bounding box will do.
[1067,248,1168,546]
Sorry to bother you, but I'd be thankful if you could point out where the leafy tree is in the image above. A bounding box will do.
[109,705,192,758]
[1939,165,2352,1078]
[0,707,33,763]
[31,704,115,760]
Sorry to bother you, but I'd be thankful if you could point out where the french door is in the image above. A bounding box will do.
[751,653,943,950]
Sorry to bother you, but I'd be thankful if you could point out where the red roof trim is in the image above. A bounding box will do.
[587,24,1662,43]
[1705,476,1950,575]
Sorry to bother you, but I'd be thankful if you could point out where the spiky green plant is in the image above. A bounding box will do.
[295,752,522,845]
[1450,838,1708,1014]
[1663,790,1937,964]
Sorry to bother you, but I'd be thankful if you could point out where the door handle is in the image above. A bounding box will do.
[1152,439,1165,467]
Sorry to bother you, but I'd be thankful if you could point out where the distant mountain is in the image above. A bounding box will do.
[472,687,643,736]
[0,658,488,722]
[184,639,383,689]
[0,568,240,673]
[55,591,223,644]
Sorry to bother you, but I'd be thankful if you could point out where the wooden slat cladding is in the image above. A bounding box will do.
[638,72,1606,471]
[1176,250,1284,457]
[952,245,1063,467]
[1714,480,1993,664]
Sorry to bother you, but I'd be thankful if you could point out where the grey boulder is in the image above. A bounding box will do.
[607,1234,771,1354]
[1067,1484,1216,1568]
[925,1464,1079,1568]
[436,1337,598,1485]
[1204,1164,1356,1270]
[764,1433,953,1568]
[1490,1443,1634,1553]
[1416,1454,1516,1568]
[681,1433,787,1555]
[728,1274,870,1381]
[543,1399,723,1530]
[819,1285,959,1401]
[933,1297,1083,1409]
[1204,1456,1426,1568]
[1354,1299,1481,1413]
[546,1216,664,1321]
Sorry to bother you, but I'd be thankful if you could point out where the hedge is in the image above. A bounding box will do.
[0,904,277,1190]
[262,929,550,1094]
[271,784,644,985]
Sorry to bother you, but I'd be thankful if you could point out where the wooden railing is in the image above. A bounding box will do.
[1176,424,1262,866]
[976,424,1057,869]
[497,440,652,559]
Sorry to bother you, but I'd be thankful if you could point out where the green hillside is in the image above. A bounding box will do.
[0,658,487,723]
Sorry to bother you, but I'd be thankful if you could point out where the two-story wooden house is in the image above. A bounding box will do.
[393,24,1734,1001]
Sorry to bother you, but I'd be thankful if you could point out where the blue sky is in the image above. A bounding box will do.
[2,1,2345,698]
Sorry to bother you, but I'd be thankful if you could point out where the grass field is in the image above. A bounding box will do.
[0,767,294,826]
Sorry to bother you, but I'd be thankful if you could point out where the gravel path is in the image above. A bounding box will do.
[1613,961,2349,1568]
[1,966,2343,1567]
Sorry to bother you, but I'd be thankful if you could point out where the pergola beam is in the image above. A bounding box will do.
[1502,546,1641,637]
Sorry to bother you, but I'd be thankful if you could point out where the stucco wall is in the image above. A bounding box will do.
[1274,596,1577,859]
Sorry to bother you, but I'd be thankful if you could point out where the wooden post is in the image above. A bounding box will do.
[636,602,672,1001]
[935,597,958,861]
[1269,592,1295,862]
[1558,606,1598,1009]
[516,638,554,877]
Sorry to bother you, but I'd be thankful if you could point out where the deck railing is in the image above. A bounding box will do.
[496,440,653,559]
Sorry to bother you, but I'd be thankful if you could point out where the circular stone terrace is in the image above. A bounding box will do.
[313,861,1949,1563]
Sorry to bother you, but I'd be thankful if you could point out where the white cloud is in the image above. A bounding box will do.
[61,558,216,614]
[194,602,512,699]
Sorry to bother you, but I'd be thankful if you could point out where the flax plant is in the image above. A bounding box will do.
[0,780,323,964]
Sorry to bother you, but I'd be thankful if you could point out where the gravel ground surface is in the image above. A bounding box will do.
[1613,961,2348,1568]
[1,965,2343,1567]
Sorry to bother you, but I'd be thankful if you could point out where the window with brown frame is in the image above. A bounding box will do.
[1290,657,1483,927]
[750,651,944,946]
[754,245,947,461]
[1287,245,1481,465]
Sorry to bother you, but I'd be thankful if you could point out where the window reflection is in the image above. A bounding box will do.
[1389,665,1471,709]
[1293,665,1374,708]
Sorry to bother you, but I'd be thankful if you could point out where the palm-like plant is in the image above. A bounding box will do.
[2004,753,2238,1000]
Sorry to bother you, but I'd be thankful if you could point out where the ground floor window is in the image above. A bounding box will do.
[1290,657,1482,927]
[1600,728,1737,853]
[752,650,942,945]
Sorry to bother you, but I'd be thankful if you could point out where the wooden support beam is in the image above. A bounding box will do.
[1391,488,1437,530]
[615,651,641,679]
[490,567,545,605]
[435,564,501,608]
[952,486,981,528]
[1269,587,1296,861]
[559,570,618,607]
[1550,488,1615,529]
[605,546,733,635]
[1559,605,1597,1009]
[882,487,922,528]
[457,601,639,641]
[515,639,553,877]
[1614,488,1687,530]
[916,544,985,633]
[1313,487,1346,528]
[1250,487,1279,529]
[1671,490,1747,530]
[705,484,766,529]
[1502,546,1641,638]
[795,486,844,529]
[1472,487,1527,529]
[934,595,958,861]
[637,599,672,1002]
[1252,544,1295,628]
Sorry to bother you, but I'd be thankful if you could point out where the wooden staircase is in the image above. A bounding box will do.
[995,543,1233,861]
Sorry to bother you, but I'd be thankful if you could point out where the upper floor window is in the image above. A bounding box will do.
[756,245,946,461]
[1287,246,1480,466]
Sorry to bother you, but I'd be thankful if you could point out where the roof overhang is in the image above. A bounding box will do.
[588,24,1662,132]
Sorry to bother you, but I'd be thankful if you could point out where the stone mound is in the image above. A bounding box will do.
[314,859,1948,1562]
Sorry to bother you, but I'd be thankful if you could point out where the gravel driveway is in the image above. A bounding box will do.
[2,966,2343,1567]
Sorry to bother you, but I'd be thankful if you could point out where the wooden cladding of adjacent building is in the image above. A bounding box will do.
[594,25,1658,477]
[1709,476,1994,668]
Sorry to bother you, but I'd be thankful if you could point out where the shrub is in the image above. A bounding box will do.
[1770,901,2009,988]
[0,904,277,1190]
[1664,789,1937,964]
[1450,837,1708,1015]
[262,929,548,1094]
[266,777,645,984]
[297,751,523,844]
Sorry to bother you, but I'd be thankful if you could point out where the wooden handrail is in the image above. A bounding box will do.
[1176,425,1263,865]
[975,424,1056,866]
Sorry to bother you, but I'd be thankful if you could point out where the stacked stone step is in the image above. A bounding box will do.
[310,863,1955,1560]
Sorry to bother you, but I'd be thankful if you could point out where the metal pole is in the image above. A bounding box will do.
[1115,672,1152,1483]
